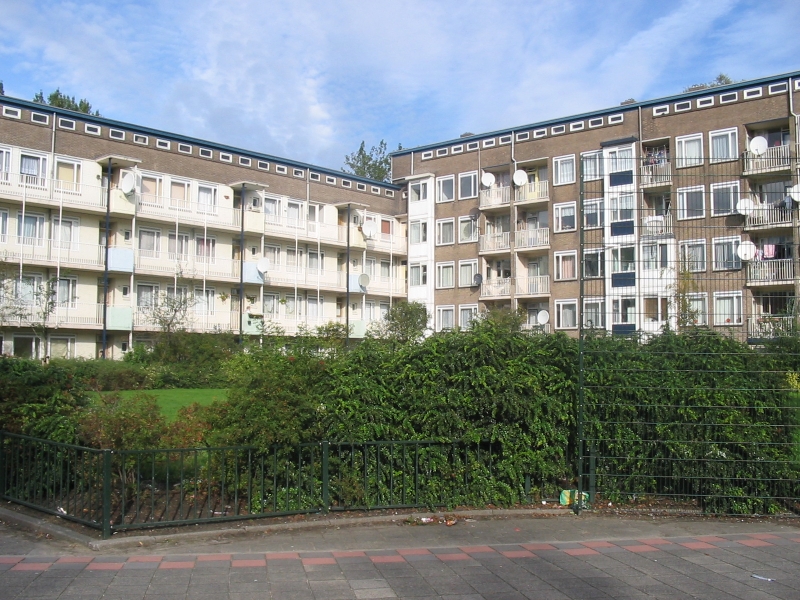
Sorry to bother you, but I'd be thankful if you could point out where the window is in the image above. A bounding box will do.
[2,106,20,119]
[409,220,427,244]
[436,262,455,288]
[31,113,49,125]
[436,306,455,331]
[307,295,323,318]
[680,240,706,272]
[199,148,213,159]
[138,229,160,258]
[194,288,215,315]
[137,284,158,308]
[195,236,216,263]
[409,263,427,286]
[459,259,479,287]
[610,193,634,222]
[612,246,636,272]
[677,186,704,220]
[709,128,738,163]
[49,336,75,359]
[409,180,428,202]
[583,298,605,328]
[52,217,78,249]
[713,236,741,270]
[555,300,578,329]
[583,249,605,278]
[608,147,633,173]
[612,298,636,324]
[20,154,47,186]
[458,216,478,243]
[179,144,192,154]
[17,274,42,304]
[0,209,8,242]
[555,251,577,281]
[156,139,170,150]
[308,250,324,272]
[553,155,575,185]
[56,277,77,307]
[170,179,190,209]
[55,160,81,192]
[643,297,669,323]
[0,146,10,182]
[581,151,603,181]
[553,202,576,232]
[197,185,217,213]
[109,129,125,140]
[436,176,455,202]
[133,134,147,145]
[711,181,739,215]
[683,293,708,326]
[18,213,45,246]
[675,134,703,167]
[584,199,604,228]
[263,293,278,317]
[435,219,454,245]
[642,242,668,271]
[284,294,297,316]
[714,292,742,325]
[58,118,76,130]
[459,172,477,199]
[168,232,189,259]
[460,305,478,329]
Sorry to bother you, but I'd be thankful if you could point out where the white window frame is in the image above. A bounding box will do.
[553,202,576,233]
[610,193,635,222]
[642,242,668,271]
[52,216,79,249]
[0,146,11,182]
[584,198,604,229]
[711,181,739,216]
[643,296,670,324]
[684,292,708,326]
[581,151,603,181]
[194,287,215,315]
[583,249,605,279]
[409,263,427,287]
[409,180,428,203]
[713,291,742,326]
[0,208,8,242]
[583,298,605,329]
[18,212,45,246]
[459,259,479,287]
[20,153,48,187]
[458,171,478,199]
[675,133,703,168]
[436,175,455,203]
[48,335,76,359]
[554,251,577,281]
[262,292,279,317]
[54,159,82,193]
[409,220,427,245]
[435,218,455,245]
[709,127,738,163]
[611,246,636,273]
[197,183,218,214]
[56,277,77,307]
[607,146,634,173]
[459,304,478,328]
[435,261,455,289]
[680,239,707,272]
[712,236,741,271]
[138,228,161,258]
[612,297,637,324]
[436,305,455,332]
[458,216,478,243]
[677,185,705,220]
[555,299,578,330]
[553,155,576,186]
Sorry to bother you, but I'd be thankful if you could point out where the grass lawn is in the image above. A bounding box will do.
[100,389,227,421]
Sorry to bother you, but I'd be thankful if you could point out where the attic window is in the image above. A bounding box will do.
[674,101,691,112]
[769,82,788,95]
[219,152,233,163]
[178,144,192,154]
[310,172,321,181]
[451,145,463,154]
[533,128,547,138]
[436,148,448,157]
[466,142,479,151]
[653,105,669,116]
[696,97,714,108]
[516,132,530,141]
[588,118,603,128]
[357,183,367,191]
[293,168,304,178]
[257,160,269,170]
[59,118,77,131]
[743,87,762,99]
[199,148,213,158]
[109,129,125,140]
[275,165,287,174]
[2,106,21,119]
[608,114,624,124]
[326,175,336,184]
[156,139,170,150]
[341,180,352,188]
[719,92,737,104]
[421,151,433,160]
[499,135,512,144]
[482,139,495,148]
[551,125,566,135]
[85,124,101,135]
[239,157,251,167]
[31,113,49,125]
[371,186,380,194]
[569,122,584,132]
[385,190,394,197]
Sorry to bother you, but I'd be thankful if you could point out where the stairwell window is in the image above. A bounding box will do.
[409,220,427,244]
[610,193,635,222]
[583,298,605,328]
[675,134,703,168]
[709,127,738,163]
[409,263,427,286]
[409,180,428,202]
[584,199,604,228]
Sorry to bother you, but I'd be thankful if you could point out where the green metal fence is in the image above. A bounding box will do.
[0,432,522,538]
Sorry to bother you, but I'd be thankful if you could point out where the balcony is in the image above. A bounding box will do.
[521,322,551,334]
[515,276,550,297]
[746,259,794,285]
[742,144,791,176]
[0,237,104,269]
[640,213,673,237]
[479,186,511,210]
[262,213,343,244]
[136,193,240,230]
[515,228,550,250]
[479,232,510,253]
[136,253,241,281]
[480,278,512,298]
[745,204,792,230]
[365,232,408,254]
[0,303,104,328]
[0,171,107,211]
[365,275,406,295]
[640,161,672,188]
[515,181,549,204]
[747,316,795,340]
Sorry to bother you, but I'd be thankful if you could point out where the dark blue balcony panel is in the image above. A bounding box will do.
[612,272,636,288]
[610,220,634,236]
[609,170,634,187]
[612,323,637,335]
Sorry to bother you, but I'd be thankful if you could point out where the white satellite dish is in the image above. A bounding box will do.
[512,169,528,187]
[537,310,550,326]
[789,184,800,203]
[256,258,271,273]
[481,172,496,187]
[749,136,768,156]
[361,221,377,239]
[358,273,370,288]
[736,196,754,216]
[737,241,757,261]
[119,172,135,195]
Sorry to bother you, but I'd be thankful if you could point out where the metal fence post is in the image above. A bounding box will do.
[0,431,5,500]
[321,441,329,513]
[102,450,112,540]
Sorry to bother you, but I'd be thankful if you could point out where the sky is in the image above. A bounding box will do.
[1,0,799,172]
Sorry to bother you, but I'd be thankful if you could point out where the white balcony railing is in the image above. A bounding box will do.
[516,181,549,203]
[0,171,107,210]
[515,276,550,296]
[745,204,792,229]
[479,232,511,252]
[136,194,241,229]
[747,316,795,339]
[746,259,794,284]
[480,278,512,297]
[521,322,551,334]
[136,253,242,281]
[479,186,511,210]
[742,144,791,175]
[640,162,672,187]
[0,237,105,268]
[0,303,105,327]
[640,213,673,236]
[515,228,550,249]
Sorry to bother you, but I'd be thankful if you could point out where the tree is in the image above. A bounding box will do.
[33,88,100,116]
[683,73,736,93]
[0,81,4,95]
[343,140,401,182]
[368,301,429,344]
[0,265,59,357]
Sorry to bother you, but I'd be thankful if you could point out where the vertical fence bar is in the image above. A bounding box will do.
[0,432,5,500]
[102,449,112,539]
[321,441,329,513]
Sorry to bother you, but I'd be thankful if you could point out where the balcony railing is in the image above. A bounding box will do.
[0,171,107,210]
[745,204,792,229]
[0,303,105,327]
[479,232,511,252]
[479,186,511,210]
[742,144,791,175]
[747,316,795,339]
[640,213,673,236]
[0,237,105,268]
[136,253,242,281]
[515,276,550,296]
[515,181,549,203]
[521,322,551,334]
[515,228,550,249]
[746,258,794,284]
[480,278,512,298]
[136,194,240,229]
[640,161,672,187]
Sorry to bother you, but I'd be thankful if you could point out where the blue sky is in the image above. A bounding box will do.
[1,0,799,171]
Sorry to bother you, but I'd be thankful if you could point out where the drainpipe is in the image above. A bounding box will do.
[102,157,111,359]
[239,183,245,343]
[345,203,351,347]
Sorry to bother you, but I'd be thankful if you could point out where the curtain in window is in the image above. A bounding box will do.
[198,186,216,212]
[137,286,155,308]
[57,279,75,306]
[139,231,158,256]
[682,139,702,165]
[20,156,42,177]
[560,256,575,279]
[440,309,454,330]
[50,338,70,359]
[263,294,276,316]
[558,159,574,183]
[307,296,321,318]
[712,135,730,160]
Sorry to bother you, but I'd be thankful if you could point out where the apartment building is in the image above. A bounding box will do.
[391,70,800,343]
[0,98,406,359]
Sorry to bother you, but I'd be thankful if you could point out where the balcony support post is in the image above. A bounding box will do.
[239,183,245,344]
[101,157,111,359]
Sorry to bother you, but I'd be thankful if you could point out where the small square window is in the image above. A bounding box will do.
[156,139,171,150]
[85,124,101,135]
[109,129,125,140]
[342,180,352,188]
[310,172,320,181]
[371,186,380,194]
[133,134,148,145]
[421,151,434,160]
[59,118,76,130]
[608,114,624,124]
[436,148,448,157]
[357,183,367,191]
[31,113,49,125]
[385,190,394,197]
[293,168,304,177]
[466,142,479,151]
[275,165,287,174]
[257,160,269,170]
[219,152,233,163]
[533,128,547,138]
[239,157,252,167]
[551,125,566,135]
[499,135,512,144]
[588,118,603,128]
[178,144,192,154]
[199,148,213,158]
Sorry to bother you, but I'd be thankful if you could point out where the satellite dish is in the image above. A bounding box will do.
[119,172,135,195]
[736,196,754,216]
[789,184,800,203]
[468,208,481,218]
[749,136,768,156]
[537,310,550,325]
[361,221,377,239]
[481,172,496,187]
[737,241,757,261]
[512,169,528,187]
[256,258,271,273]
[358,273,370,288]
[472,273,483,286]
